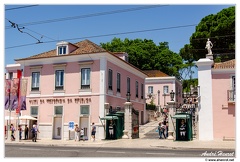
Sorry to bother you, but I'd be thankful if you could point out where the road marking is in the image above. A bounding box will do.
[57,150,79,152]
[146,152,175,155]
[97,151,125,154]
[19,148,41,151]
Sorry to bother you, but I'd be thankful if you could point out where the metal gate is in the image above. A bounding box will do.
[132,108,139,139]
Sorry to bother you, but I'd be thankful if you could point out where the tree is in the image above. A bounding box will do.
[180,6,235,62]
[100,38,184,79]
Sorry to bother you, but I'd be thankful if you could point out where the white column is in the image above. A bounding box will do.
[167,101,175,140]
[196,58,214,140]
[98,57,107,140]
[122,102,132,139]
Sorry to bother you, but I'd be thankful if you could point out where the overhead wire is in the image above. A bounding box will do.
[5,24,198,49]
[5,5,39,11]
[5,5,169,29]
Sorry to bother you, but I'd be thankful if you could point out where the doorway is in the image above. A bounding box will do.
[53,117,62,139]
[80,116,89,140]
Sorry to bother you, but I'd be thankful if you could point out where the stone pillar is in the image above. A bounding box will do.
[167,101,175,140]
[122,102,132,139]
[196,58,214,140]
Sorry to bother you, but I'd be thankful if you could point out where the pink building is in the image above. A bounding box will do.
[5,40,148,140]
[144,70,183,110]
[196,58,235,140]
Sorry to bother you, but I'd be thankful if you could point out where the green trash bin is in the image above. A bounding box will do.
[172,113,193,141]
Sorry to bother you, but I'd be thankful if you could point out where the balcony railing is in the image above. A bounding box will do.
[227,89,235,102]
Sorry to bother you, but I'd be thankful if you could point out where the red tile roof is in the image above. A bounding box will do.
[15,39,107,61]
[213,59,235,69]
[143,70,169,77]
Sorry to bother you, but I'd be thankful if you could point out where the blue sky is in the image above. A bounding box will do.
[4,3,235,79]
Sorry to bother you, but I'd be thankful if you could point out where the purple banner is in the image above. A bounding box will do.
[10,78,19,110]
[5,80,11,110]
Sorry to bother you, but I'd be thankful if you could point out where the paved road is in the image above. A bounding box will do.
[5,144,235,158]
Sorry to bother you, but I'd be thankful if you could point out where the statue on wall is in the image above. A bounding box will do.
[205,38,213,55]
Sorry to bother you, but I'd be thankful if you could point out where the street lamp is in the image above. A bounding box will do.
[170,90,175,101]
[126,92,131,102]
[157,90,160,105]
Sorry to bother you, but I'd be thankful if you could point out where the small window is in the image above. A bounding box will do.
[58,46,67,55]
[81,68,90,89]
[136,81,139,98]
[9,72,13,80]
[117,73,121,92]
[31,106,38,116]
[127,77,130,93]
[141,83,144,99]
[55,106,63,115]
[148,86,153,94]
[55,70,64,90]
[232,76,235,90]
[163,86,169,94]
[108,69,113,90]
[80,105,89,115]
[31,72,40,91]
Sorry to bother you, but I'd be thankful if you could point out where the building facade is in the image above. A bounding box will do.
[5,40,147,140]
[196,58,235,140]
[144,70,183,110]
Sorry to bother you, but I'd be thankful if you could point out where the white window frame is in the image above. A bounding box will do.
[58,46,67,55]
[55,70,64,90]
[81,68,91,89]
[54,106,63,115]
[148,86,153,94]
[31,106,38,116]
[31,72,40,91]
[80,105,90,115]
[163,86,169,94]
[136,81,139,98]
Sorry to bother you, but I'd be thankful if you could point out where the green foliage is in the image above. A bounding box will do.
[100,38,183,79]
[146,103,156,110]
[182,78,198,92]
[180,6,235,62]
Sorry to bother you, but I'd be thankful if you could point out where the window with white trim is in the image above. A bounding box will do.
[148,86,153,94]
[31,106,38,116]
[80,105,89,115]
[141,83,144,99]
[58,46,67,55]
[232,76,235,90]
[81,68,90,89]
[136,81,139,98]
[108,69,113,90]
[54,106,63,115]
[31,72,40,91]
[55,70,64,90]
[163,86,169,94]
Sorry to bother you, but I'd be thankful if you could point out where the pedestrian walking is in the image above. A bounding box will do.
[24,125,29,140]
[18,125,22,140]
[158,122,166,139]
[32,123,40,142]
[31,126,36,142]
[74,124,80,141]
[91,122,96,141]
[10,124,15,141]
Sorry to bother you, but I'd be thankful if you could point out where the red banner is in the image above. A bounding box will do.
[5,80,11,110]
[16,70,22,114]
